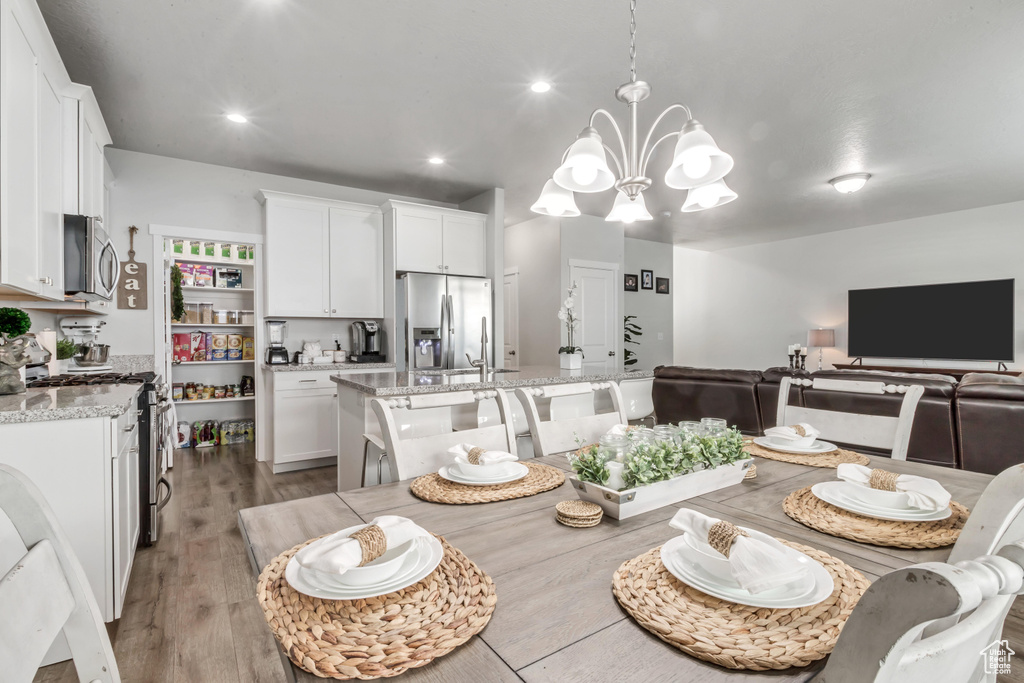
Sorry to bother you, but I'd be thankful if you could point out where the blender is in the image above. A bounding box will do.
[265,320,290,365]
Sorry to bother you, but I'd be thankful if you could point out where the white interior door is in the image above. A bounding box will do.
[569,263,618,373]
[503,271,519,368]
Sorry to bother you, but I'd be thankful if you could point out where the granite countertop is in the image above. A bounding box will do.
[263,362,396,373]
[331,365,654,396]
[0,384,142,425]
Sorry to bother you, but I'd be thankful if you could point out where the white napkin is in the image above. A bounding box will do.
[836,464,952,511]
[447,443,518,466]
[605,424,630,438]
[669,509,810,594]
[764,423,820,442]
[294,516,429,575]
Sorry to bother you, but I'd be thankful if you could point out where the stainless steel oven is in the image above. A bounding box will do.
[64,214,119,300]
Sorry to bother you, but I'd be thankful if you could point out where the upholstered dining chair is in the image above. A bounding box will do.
[0,464,120,682]
[777,377,924,461]
[817,540,1024,683]
[370,389,516,481]
[515,382,628,457]
[619,377,656,427]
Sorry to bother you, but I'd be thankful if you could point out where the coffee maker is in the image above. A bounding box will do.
[265,320,290,365]
[350,321,386,363]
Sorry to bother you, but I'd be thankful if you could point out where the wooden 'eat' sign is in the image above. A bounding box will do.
[118,226,148,310]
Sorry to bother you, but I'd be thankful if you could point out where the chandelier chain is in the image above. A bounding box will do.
[629,0,637,82]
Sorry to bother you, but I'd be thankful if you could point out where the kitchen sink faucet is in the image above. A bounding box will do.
[466,317,489,381]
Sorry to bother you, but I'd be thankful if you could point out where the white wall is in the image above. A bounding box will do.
[503,216,560,366]
[624,237,673,371]
[674,200,1024,371]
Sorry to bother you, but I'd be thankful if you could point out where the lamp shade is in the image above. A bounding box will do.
[552,128,616,193]
[531,179,581,217]
[680,179,738,212]
[605,191,653,224]
[664,120,734,190]
[808,328,835,348]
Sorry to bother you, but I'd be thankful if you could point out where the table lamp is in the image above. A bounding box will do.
[808,328,835,370]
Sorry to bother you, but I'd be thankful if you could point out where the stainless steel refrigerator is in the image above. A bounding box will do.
[397,273,493,371]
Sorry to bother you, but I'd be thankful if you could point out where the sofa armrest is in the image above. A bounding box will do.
[957,373,1024,401]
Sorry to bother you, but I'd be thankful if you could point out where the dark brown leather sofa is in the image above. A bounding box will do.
[955,373,1024,475]
[652,366,764,434]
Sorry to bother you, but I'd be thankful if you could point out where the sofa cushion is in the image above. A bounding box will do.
[810,369,958,398]
[654,366,763,384]
[957,373,1024,401]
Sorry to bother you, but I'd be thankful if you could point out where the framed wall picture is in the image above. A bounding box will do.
[656,277,670,294]
[624,273,638,292]
[641,270,654,290]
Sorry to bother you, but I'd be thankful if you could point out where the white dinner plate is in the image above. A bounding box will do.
[660,532,834,609]
[811,481,951,522]
[752,437,839,455]
[285,534,444,600]
[438,462,529,486]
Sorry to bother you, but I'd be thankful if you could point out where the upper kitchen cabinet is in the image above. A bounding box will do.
[261,191,384,318]
[385,201,486,277]
[62,84,111,223]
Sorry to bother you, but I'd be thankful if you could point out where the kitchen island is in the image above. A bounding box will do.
[330,365,653,491]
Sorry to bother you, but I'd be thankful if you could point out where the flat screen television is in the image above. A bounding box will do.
[848,279,1015,362]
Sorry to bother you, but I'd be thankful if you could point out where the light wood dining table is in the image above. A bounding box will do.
[237,454,994,682]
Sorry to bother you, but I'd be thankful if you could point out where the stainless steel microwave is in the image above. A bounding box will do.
[64,215,119,300]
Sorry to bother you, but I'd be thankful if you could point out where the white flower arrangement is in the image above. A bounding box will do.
[558,282,583,356]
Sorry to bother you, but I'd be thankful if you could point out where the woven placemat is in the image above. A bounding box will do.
[612,540,869,671]
[783,486,969,548]
[743,439,870,468]
[410,461,565,504]
[257,534,496,680]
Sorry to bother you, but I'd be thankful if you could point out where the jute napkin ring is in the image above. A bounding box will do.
[466,446,486,465]
[868,468,900,492]
[348,524,387,566]
[706,521,748,558]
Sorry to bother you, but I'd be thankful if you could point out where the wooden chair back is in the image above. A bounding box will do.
[515,382,628,456]
[818,541,1024,683]
[370,390,516,481]
[619,377,655,425]
[0,465,119,682]
[777,377,924,460]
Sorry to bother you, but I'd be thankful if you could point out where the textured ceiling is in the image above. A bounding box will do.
[38,0,1024,250]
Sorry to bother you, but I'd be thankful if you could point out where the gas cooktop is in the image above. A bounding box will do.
[28,371,157,388]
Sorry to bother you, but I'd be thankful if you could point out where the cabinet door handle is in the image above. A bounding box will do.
[323,309,329,313]
[129,446,139,453]
[300,379,316,383]
[332,394,338,398]
[38,276,52,286]
[123,425,134,432]
[608,350,616,357]
[332,309,337,313]
[444,266,449,270]
[437,265,443,271]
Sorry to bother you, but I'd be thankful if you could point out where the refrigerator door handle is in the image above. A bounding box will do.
[447,294,455,368]
[439,293,448,369]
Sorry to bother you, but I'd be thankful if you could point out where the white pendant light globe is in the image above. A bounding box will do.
[553,127,616,193]
[664,120,734,189]
[605,191,653,224]
[681,179,738,212]
[530,179,581,217]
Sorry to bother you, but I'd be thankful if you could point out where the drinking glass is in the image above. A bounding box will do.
[653,424,682,446]
[678,421,704,437]
[701,417,728,437]
[629,427,657,446]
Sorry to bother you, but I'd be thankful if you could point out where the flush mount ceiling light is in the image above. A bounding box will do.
[829,173,871,194]
[428,157,445,165]
[532,0,735,222]
[531,81,552,93]
[225,113,248,123]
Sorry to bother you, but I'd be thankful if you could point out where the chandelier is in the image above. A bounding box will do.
[531,0,736,223]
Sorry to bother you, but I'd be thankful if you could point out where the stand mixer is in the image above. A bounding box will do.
[59,317,112,373]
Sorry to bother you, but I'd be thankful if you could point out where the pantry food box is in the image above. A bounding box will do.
[242,337,255,360]
[189,332,206,362]
[177,262,196,287]
[227,334,243,360]
[193,264,214,287]
[211,334,228,361]
[173,333,192,363]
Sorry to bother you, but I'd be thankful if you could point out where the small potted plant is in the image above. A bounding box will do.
[56,338,77,374]
[558,281,584,369]
[0,307,32,395]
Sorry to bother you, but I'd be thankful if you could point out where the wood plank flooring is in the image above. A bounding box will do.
[32,444,1024,682]
[33,444,336,683]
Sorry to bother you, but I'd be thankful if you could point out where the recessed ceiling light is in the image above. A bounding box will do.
[226,113,248,123]
[829,173,871,194]
[428,157,445,165]
[531,81,552,93]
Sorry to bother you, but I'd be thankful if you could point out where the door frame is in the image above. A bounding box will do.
[503,266,520,368]
[567,259,621,370]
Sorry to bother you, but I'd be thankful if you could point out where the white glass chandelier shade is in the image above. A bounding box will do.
[552,128,616,193]
[530,179,581,217]
[605,191,653,223]
[680,179,738,212]
[664,121,734,190]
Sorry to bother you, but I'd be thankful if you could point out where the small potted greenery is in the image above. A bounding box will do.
[0,307,32,395]
[56,338,77,374]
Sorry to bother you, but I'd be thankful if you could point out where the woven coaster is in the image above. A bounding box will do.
[783,486,969,548]
[612,540,869,671]
[743,463,757,480]
[257,534,496,680]
[557,514,602,528]
[555,500,603,528]
[410,462,565,505]
[743,439,870,468]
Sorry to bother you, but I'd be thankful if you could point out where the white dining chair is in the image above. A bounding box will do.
[777,377,924,461]
[817,541,1024,683]
[370,390,516,481]
[476,390,534,459]
[0,464,119,682]
[515,382,628,457]
[619,377,655,427]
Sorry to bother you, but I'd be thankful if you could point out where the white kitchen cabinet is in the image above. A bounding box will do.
[386,201,487,277]
[61,86,111,223]
[273,387,338,465]
[261,191,384,318]
[112,417,140,618]
[37,70,64,299]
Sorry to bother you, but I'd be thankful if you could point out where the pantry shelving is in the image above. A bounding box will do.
[176,396,255,405]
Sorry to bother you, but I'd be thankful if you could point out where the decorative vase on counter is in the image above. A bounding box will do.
[559,352,582,370]
[0,336,30,395]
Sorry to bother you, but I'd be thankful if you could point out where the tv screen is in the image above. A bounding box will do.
[848,279,1015,362]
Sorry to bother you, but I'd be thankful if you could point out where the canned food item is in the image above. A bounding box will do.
[214,385,227,399]
[185,382,198,400]
[202,385,215,400]
[172,383,183,401]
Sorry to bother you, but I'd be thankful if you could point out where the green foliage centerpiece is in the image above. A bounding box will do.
[0,307,32,395]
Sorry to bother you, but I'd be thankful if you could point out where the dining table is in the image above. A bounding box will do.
[237,453,994,682]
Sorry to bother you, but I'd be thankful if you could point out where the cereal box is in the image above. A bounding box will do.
[227,334,243,361]
[190,332,206,362]
[211,334,228,361]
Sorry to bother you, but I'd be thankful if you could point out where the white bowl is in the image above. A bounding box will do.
[681,533,731,575]
[767,433,817,449]
[453,460,516,479]
[308,539,417,587]
[843,484,911,510]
